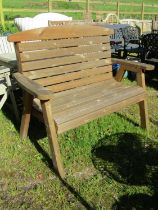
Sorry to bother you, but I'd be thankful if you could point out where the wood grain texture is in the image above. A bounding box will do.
[112,58,154,71]
[20,43,110,62]
[24,59,112,80]
[8,25,113,42]
[20,92,33,139]
[18,36,110,52]
[14,72,53,100]
[41,100,65,178]
[21,51,111,71]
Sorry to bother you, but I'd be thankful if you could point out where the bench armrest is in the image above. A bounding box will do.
[14,72,53,100]
[112,58,154,72]
[112,58,154,83]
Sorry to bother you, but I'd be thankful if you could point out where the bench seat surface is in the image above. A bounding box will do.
[34,79,146,133]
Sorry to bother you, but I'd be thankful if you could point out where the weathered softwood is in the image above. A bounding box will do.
[8,25,154,178]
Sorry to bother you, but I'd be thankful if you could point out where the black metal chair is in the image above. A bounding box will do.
[121,26,141,59]
[140,33,158,67]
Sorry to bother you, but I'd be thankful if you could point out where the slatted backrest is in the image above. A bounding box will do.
[8,25,113,93]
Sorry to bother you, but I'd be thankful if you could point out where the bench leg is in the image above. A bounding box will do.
[139,99,149,129]
[20,92,33,139]
[41,100,65,179]
[5,73,20,123]
[9,88,20,123]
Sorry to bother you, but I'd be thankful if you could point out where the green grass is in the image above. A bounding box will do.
[1,75,158,209]
[1,0,158,28]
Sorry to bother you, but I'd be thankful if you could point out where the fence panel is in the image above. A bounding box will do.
[0,0,158,30]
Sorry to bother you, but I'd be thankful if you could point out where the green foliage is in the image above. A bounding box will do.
[1,0,158,28]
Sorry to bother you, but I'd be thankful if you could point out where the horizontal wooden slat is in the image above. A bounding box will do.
[12,25,115,94]
[57,94,145,134]
[33,79,123,113]
[53,80,124,112]
[53,79,117,99]
[8,25,113,42]
[48,72,112,92]
[55,85,144,123]
[21,51,111,71]
[34,79,118,110]
[36,65,112,86]
[20,43,110,62]
[24,58,112,79]
[18,36,110,52]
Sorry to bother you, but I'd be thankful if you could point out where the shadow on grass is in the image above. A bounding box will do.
[145,69,158,90]
[112,193,158,210]
[1,88,23,130]
[92,132,158,209]
[92,132,158,186]
[28,118,94,210]
[116,112,139,127]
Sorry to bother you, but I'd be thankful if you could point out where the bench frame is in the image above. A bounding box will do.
[8,25,153,178]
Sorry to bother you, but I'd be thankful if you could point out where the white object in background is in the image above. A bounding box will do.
[14,13,72,31]
[0,36,15,54]
[0,66,19,122]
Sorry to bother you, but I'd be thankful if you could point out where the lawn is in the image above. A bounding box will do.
[0,73,158,209]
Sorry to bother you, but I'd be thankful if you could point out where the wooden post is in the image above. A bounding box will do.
[41,100,65,178]
[0,0,5,30]
[141,2,144,32]
[85,0,90,21]
[116,1,120,20]
[48,0,52,12]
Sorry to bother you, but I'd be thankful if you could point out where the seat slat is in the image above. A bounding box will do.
[53,79,118,101]
[57,93,145,134]
[34,79,124,113]
[54,85,145,123]
[52,81,123,112]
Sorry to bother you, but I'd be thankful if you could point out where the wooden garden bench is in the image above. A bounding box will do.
[8,25,153,178]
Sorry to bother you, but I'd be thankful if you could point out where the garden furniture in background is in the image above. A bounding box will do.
[120,26,141,59]
[95,23,129,57]
[0,35,19,122]
[0,66,19,121]
[48,20,128,58]
[103,13,120,24]
[120,19,152,34]
[14,12,72,31]
[8,25,153,178]
[140,33,158,68]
